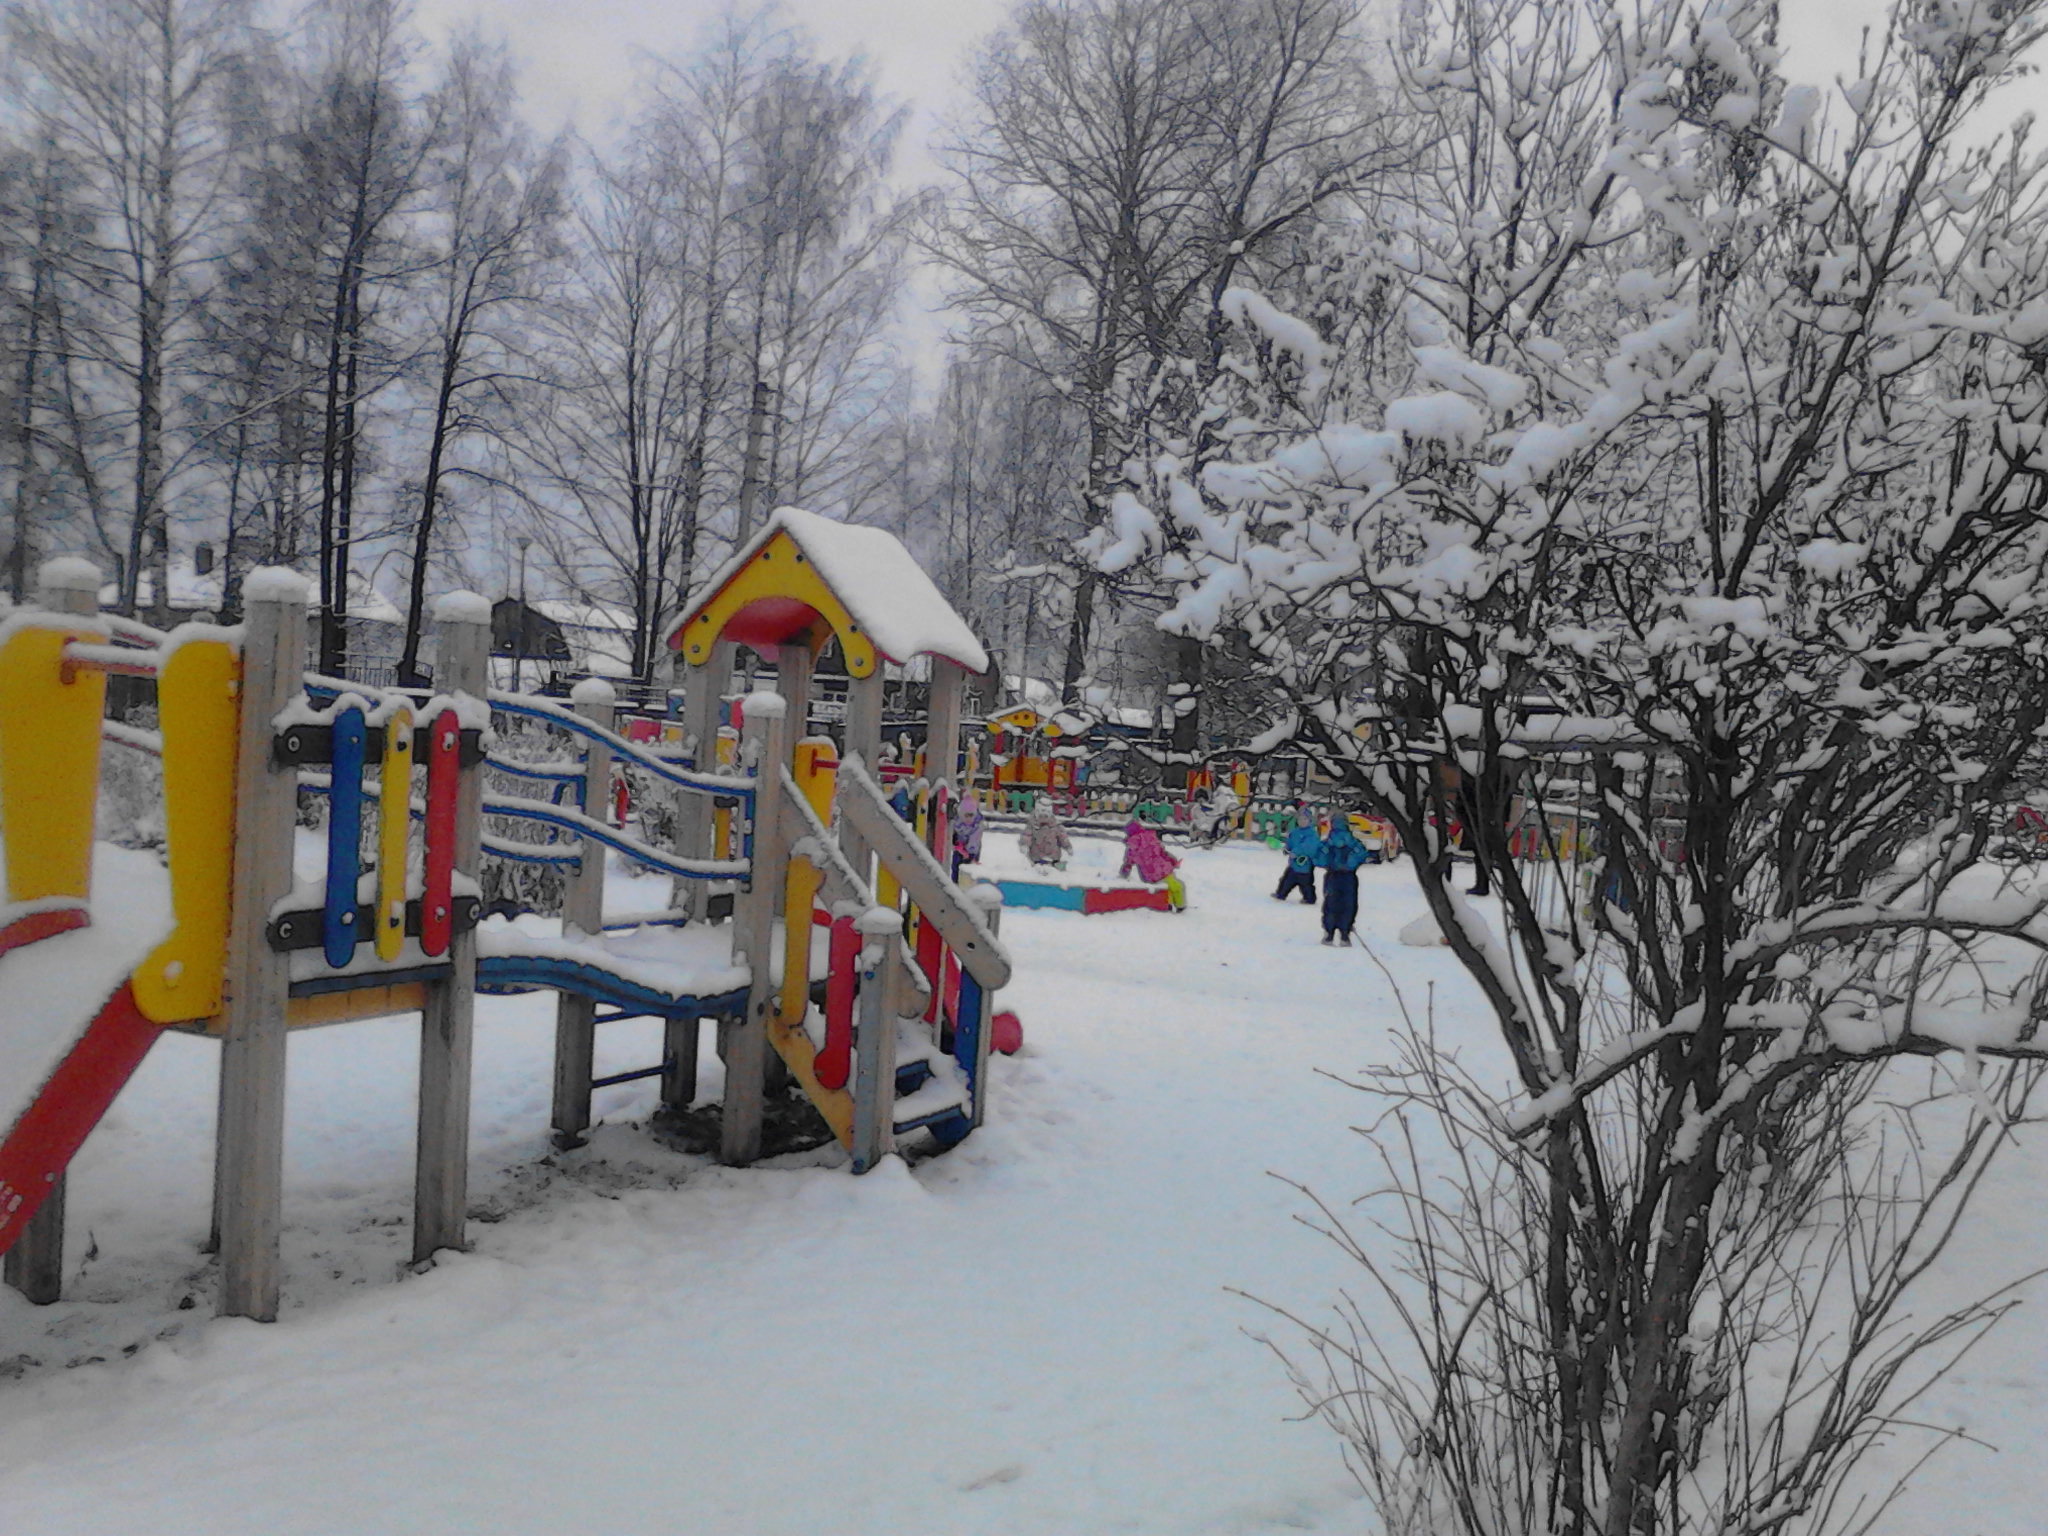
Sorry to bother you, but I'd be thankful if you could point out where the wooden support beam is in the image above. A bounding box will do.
[779,644,814,741]
[3,1176,63,1304]
[927,659,965,793]
[661,1016,701,1110]
[215,575,307,1321]
[725,691,789,1166]
[550,681,615,1151]
[841,671,885,884]
[414,598,487,1264]
[849,909,906,1174]
[965,886,1003,1127]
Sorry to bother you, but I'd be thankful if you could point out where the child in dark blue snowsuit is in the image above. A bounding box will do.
[1317,816,1370,944]
[1273,810,1319,904]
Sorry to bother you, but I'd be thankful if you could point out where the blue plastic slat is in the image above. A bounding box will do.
[995,881,1087,911]
[323,704,367,967]
[955,971,985,1086]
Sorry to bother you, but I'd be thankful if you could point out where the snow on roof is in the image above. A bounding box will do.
[531,598,637,633]
[1002,675,1062,710]
[97,559,402,623]
[679,506,988,674]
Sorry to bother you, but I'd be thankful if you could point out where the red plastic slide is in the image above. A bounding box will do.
[0,981,163,1257]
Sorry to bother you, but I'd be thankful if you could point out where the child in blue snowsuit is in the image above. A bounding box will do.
[1317,815,1370,944]
[1273,809,1319,904]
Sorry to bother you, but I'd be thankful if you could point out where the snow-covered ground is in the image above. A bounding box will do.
[3,844,2045,1534]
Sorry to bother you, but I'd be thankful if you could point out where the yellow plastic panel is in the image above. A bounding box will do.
[0,623,106,905]
[134,634,240,1023]
[780,859,823,1025]
[376,707,414,961]
[676,532,879,677]
[767,1014,855,1149]
[792,739,838,820]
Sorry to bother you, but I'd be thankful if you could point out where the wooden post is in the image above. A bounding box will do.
[927,660,965,795]
[1,561,99,1304]
[965,885,1003,1127]
[677,639,732,923]
[849,907,906,1174]
[215,570,308,1321]
[550,678,614,1150]
[3,1173,63,1305]
[414,594,487,1263]
[841,671,885,882]
[660,1016,700,1111]
[778,643,814,741]
[725,690,788,1165]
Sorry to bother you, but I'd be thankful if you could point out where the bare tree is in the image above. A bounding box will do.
[3,0,259,615]
[394,31,566,684]
[280,0,436,671]
[932,0,1380,736]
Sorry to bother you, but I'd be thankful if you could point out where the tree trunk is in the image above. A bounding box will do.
[1168,631,1203,790]
[400,331,465,686]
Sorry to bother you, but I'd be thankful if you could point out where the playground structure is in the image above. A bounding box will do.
[0,508,1012,1321]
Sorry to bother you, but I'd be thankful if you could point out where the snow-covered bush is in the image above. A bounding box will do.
[96,706,166,853]
[1141,0,2048,1527]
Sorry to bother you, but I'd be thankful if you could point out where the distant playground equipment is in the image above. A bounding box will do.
[0,509,1014,1320]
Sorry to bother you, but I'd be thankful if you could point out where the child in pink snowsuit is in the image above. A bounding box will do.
[1120,820,1180,883]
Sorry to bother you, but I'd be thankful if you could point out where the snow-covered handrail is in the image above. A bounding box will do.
[98,613,173,648]
[488,691,752,800]
[103,719,164,756]
[778,766,930,1009]
[488,755,585,787]
[299,769,589,869]
[481,796,748,882]
[835,754,1010,990]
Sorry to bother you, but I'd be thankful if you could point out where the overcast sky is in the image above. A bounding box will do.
[407,0,2040,378]
[411,0,1010,185]
[411,0,2030,167]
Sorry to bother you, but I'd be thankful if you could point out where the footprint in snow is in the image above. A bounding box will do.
[960,1463,1026,1491]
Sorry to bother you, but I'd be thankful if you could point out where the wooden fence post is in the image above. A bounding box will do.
[725,691,788,1166]
[1,561,101,1305]
[414,594,487,1263]
[215,569,308,1321]
[550,678,614,1149]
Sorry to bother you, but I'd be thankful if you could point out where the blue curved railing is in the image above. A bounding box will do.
[480,798,746,883]
[488,692,753,807]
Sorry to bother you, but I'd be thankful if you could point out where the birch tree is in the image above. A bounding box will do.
[3,0,259,614]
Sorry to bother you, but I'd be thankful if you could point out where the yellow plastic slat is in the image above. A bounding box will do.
[0,623,106,905]
[133,634,239,1023]
[376,707,414,962]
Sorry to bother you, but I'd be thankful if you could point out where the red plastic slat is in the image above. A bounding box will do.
[816,916,860,1090]
[421,709,460,957]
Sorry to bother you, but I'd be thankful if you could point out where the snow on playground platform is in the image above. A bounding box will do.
[3,847,2047,1534]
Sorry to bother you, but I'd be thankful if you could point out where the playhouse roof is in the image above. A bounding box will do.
[668,507,989,677]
